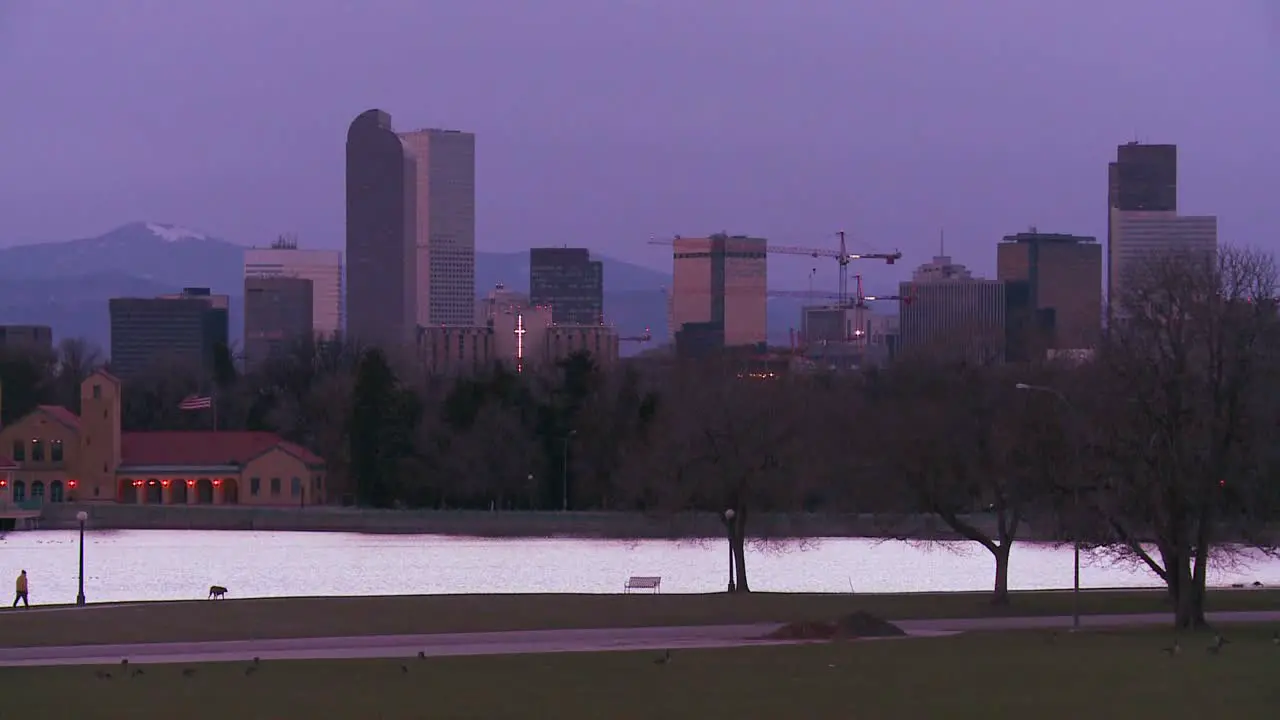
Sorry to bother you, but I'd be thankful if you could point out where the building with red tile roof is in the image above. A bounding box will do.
[0,370,326,507]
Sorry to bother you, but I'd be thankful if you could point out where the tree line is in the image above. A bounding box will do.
[2,246,1279,627]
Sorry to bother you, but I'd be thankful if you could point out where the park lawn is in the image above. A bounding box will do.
[1,628,1278,720]
[0,588,1277,648]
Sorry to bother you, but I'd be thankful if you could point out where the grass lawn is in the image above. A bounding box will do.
[1,628,1278,720]
[0,588,1276,648]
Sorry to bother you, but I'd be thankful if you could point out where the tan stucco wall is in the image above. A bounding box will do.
[240,448,325,506]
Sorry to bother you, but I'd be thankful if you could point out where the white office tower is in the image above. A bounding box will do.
[244,234,344,339]
[398,128,477,327]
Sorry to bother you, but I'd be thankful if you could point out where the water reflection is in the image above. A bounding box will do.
[0,530,1274,604]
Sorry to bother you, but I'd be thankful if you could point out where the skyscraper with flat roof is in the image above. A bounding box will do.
[109,288,229,379]
[899,257,1005,362]
[243,276,314,368]
[530,248,604,325]
[244,234,342,339]
[345,109,416,348]
[399,128,476,327]
[1107,143,1177,304]
[997,231,1102,350]
[670,234,767,349]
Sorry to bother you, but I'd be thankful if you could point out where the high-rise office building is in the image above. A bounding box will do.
[899,257,1005,361]
[109,288,229,379]
[997,231,1102,350]
[1105,143,1217,303]
[0,325,53,353]
[244,234,342,339]
[345,109,417,349]
[244,276,314,367]
[398,128,476,327]
[529,248,604,325]
[1111,213,1218,291]
[670,234,767,349]
[1108,143,1177,213]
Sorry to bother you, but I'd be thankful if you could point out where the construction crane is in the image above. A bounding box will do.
[647,230,902,307]
[618,328,652,343]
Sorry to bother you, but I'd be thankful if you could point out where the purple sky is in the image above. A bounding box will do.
[1,0,1276,287]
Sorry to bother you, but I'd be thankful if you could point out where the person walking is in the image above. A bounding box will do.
[13,570,29,608]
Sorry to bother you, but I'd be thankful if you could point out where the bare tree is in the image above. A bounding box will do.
[615,360,816,592]
[1084,245,1280,628]
[859,360,1068,604]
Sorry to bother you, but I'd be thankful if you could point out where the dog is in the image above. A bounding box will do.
[208,585,228,600]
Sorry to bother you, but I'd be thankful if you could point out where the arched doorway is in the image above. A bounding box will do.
[118,478,137,503]
[222,478,239,505]
[31,481,45,504]
[13,481,25,502]
[145,479,163,504]
[50,480,64,502]
[196,478,214,504]
[171,480,188,504]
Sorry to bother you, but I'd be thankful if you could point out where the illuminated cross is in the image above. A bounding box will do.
[514,313,526,373]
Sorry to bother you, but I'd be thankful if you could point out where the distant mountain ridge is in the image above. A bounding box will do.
[0,222,694,353]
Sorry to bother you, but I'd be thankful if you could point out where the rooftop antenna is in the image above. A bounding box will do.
[939,228,945,257]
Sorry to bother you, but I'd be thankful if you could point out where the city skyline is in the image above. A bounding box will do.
[1,1,1274,289]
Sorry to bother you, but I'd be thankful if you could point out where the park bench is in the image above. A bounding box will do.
[625,576,662,594]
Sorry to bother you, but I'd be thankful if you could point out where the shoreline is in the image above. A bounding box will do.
[32,502,1055,541]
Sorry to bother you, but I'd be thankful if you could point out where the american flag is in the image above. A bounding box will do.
[178,395,213,411]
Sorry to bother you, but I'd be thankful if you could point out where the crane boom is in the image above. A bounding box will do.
[647,231,901,307]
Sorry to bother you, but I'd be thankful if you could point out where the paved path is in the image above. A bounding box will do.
[0,611,1277,668]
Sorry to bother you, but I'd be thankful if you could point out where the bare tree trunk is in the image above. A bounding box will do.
[732,535,749,593]
[1173,566,1207,629]
[731,507,750,593]
[990,543,1011,605]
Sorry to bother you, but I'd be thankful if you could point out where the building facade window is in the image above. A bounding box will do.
[11,440,23,462]
[30,440,43,462]
[250,477,261,496]
[51,440,63,463]
[291,477,302,497]
[270,477,281,496]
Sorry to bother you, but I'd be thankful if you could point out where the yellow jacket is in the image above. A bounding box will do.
[16,574,27,593]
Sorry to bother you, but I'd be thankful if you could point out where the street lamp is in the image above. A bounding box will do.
[75,510,88,606]
[723,509,736,593]
[561,431,577,512]
[1015,382,1081,631]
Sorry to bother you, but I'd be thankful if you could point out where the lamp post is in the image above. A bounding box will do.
[75,510,88,606]
[723,509,736,593]
[1015,382,1081,631]
[561,430,577,512]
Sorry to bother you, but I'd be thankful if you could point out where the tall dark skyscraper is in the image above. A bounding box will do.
[109,288,229,380]
[1108,143,1177,212]
[345,109,416,349]
[529,248,604,325]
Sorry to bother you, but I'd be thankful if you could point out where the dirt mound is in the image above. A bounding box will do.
[834,611,906,638]
[765,620,838,640]
[764,612,906,641]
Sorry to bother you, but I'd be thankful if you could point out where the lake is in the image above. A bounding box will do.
[1,530,1276,604]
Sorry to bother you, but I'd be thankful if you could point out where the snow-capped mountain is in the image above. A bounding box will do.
[0,221,244,288]
[0,222,683,353]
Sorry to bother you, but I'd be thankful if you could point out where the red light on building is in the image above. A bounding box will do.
[132,480,142,487]
[68,480,78,488]
[186,480,195,488]
[213,479,222,487]
[0,480,7,488]
[161,479,170,488]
